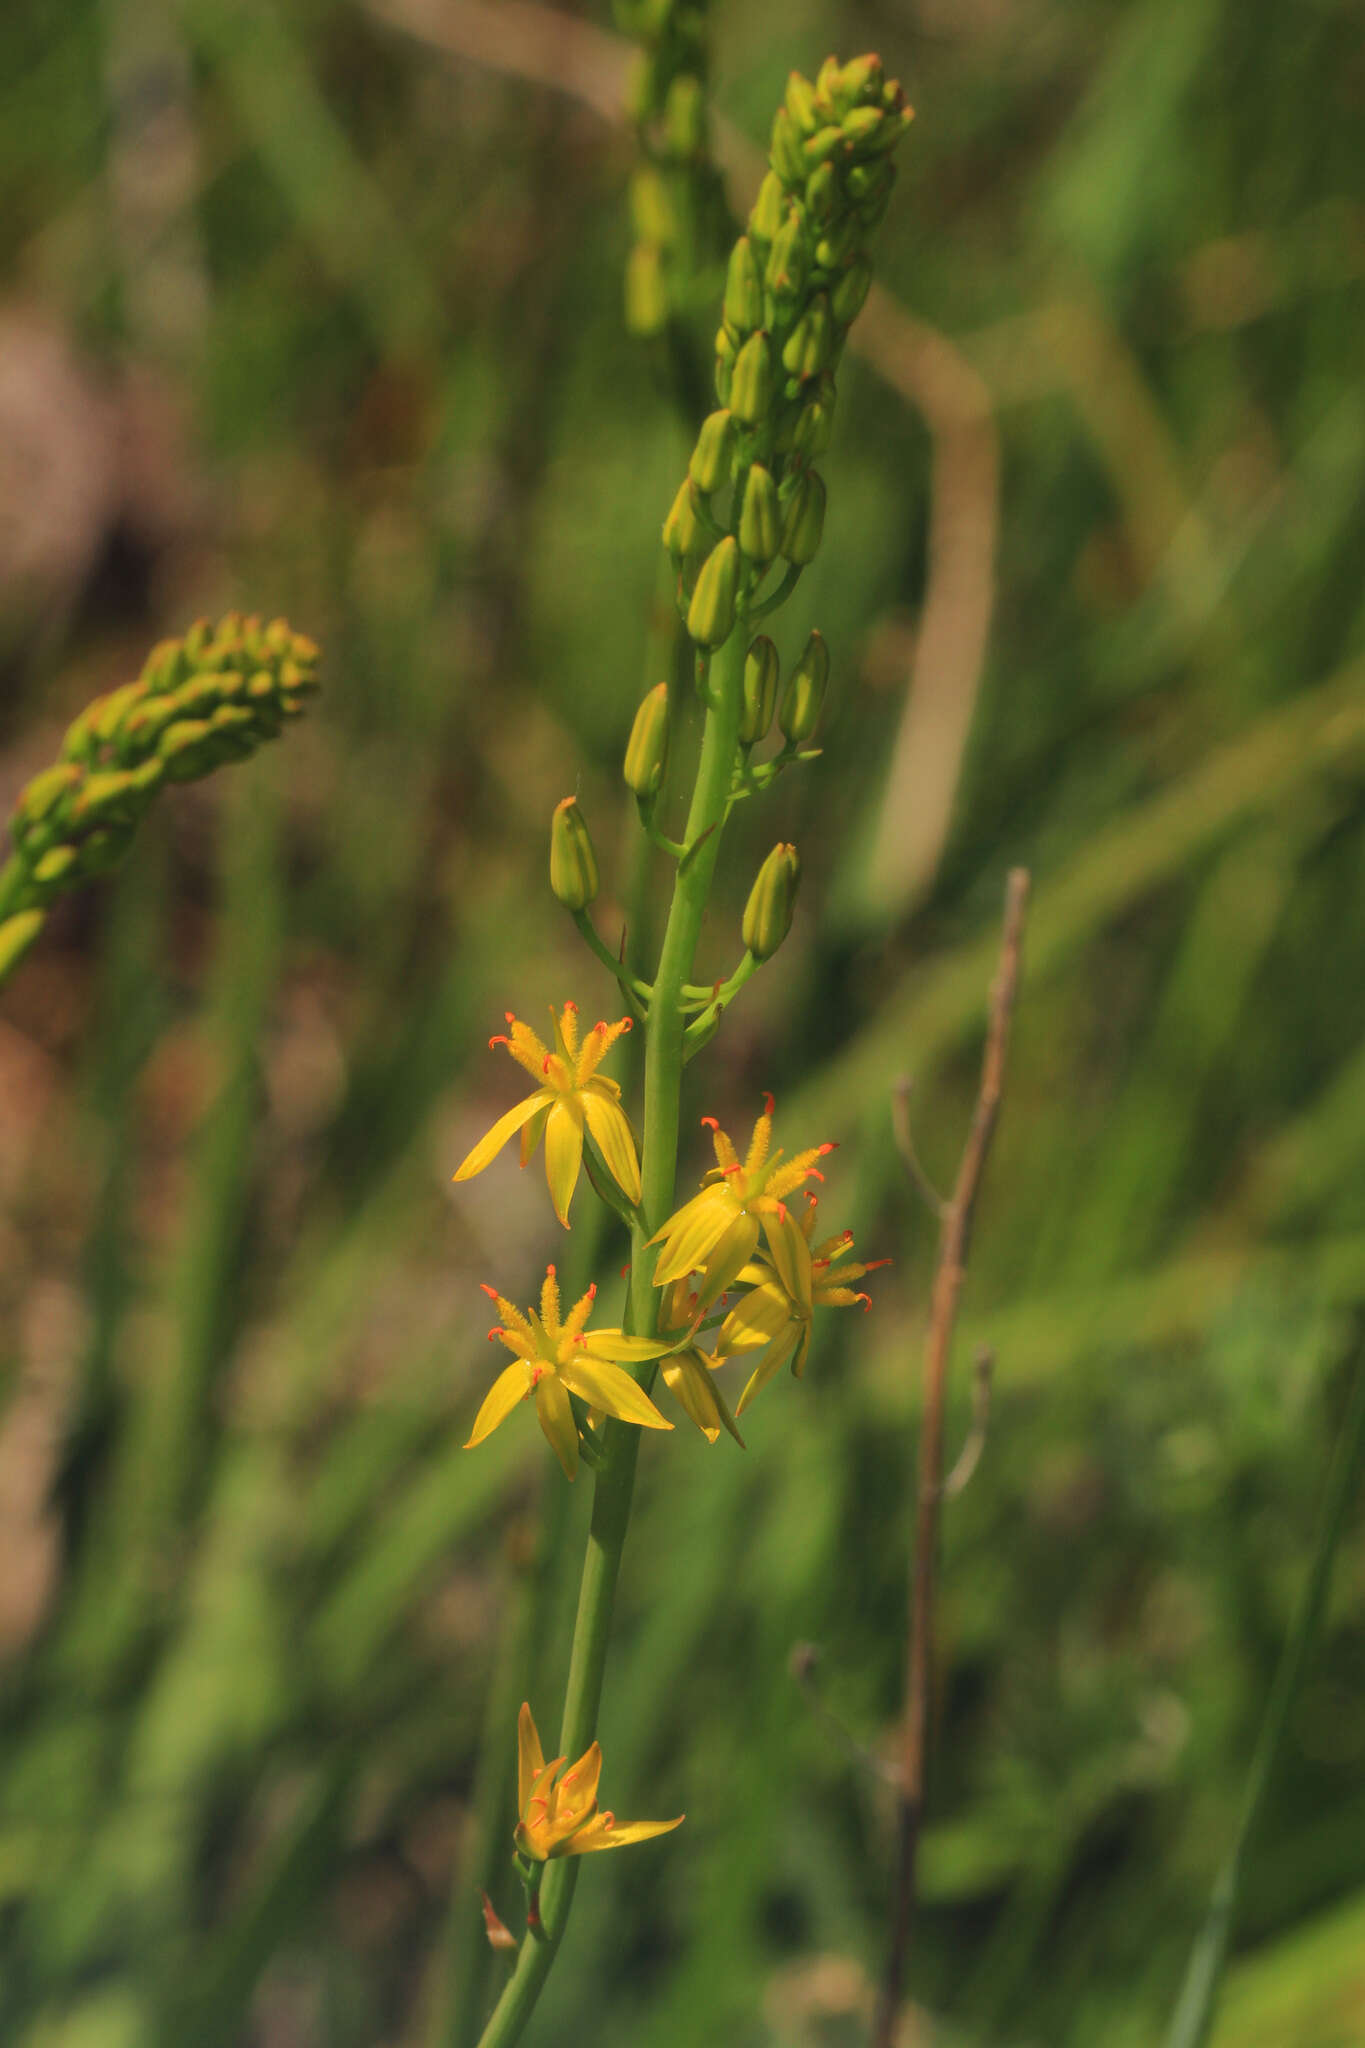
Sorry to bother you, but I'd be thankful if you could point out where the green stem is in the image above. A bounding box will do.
[471,621,747,2048]
[1163,1349,1365,2048]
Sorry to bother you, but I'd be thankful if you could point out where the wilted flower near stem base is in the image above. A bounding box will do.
[514,1702,683,1861]
[452,1003,640,1227]
[716,1197,889,1413]
[649,1095,834,1312]
[466,1266,673,1480]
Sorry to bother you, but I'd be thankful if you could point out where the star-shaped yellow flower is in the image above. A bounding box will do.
[453,1003,640,1228]
[465,1265,673,1480]
[716,1196,888,1413]
[648,1095,834,1313]
[514,1702,683,1861]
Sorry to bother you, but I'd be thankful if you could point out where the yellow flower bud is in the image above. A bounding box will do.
[780,630,829,743]
[623,682,670,798]
[765,213,807,302]
[782,294,833,380]
[779,469,826,565]
[550,796,599,911]
[740,636,780,744]
[791,375,837,458]
[806,160,837,222]
[814,216,862,269]
[737,465,781,563]
[742,842,801,961]
[722,236,764,335]
[770,107,806,185]
[784,71,819,134]
[714,325,737,405]
[686,536,741,649]
[729,333,774,426]
[749,170,787,245]
[689,409,735,494]
[662,476,701,561]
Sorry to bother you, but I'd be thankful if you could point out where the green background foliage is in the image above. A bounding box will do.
[1,1,1363,2043]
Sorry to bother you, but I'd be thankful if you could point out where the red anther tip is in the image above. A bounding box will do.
[865,1257,893,1272]
[563,999,578,1012]
[542,1057,552,1074]
[479,1283,499,1300]
[701,1116,720,1130]
[805,1191,818,1205]
[529,1365,546,1385]
[587,1283,597,1299]
[620,1263,630,1278]
[857,1294,872,1311]
[504,1011,516,1024]
[762,1091,776,1115]
[818,1142,837,1155]
[809,1169,825,1183]
[546,1264,557,1278]
[842,1230,855,1243]
[620,1017,633,1032]
[487,1326,502,1341]
[723,1163,742,1177]
[489,1035,509,1050]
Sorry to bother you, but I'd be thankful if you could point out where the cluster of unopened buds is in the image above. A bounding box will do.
[455,1010,885,1475]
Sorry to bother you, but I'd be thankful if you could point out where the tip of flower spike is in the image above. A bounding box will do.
[763,1091,775,1115]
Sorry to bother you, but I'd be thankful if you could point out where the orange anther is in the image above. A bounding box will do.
[762,1091,775,1115]
[563,999,578,1012]
[479,1283,499,1300]
[809,1168,825,1183]
[487,1326,503,1341]
[818,1142,837,1155]
[546,1264,557,1278]
[701,1115,720,1130]
[489,1035,509,1050]
[619,1017,633,1032]
[586,1282,597,1299]
[776,1201,788,1222]
[857,1294,872,1311]
[505,1011,516,1024]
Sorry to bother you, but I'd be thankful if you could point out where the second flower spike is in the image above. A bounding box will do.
[453,1003,641,1227]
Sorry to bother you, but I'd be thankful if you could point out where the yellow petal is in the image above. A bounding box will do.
[559,1355,673,1430]
[556,1741,603,1816]
[453,1092,550,1181]
[565,1812,684,1854]
[535,1375,579,1479]
[661,1352,745,1447]
[543,1099,584,1229]
[716,1283,791,1357]
[736,1326,800,1413]
[464,1361,532,1448]
[519,1100,551,1169]
[696,1211,760,1311]
[518,1702,546,1814]
[651,1189,734,1287]
[761,1205,813,1316]
[582,1086,642,1204]
[581,1330,674,1364]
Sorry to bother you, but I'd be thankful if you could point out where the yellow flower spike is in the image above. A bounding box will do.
[464,1266,675,1480]
[514,1703,683,1862]
[648,1094,835,1313]
[452,1001,642,1227]
[715,1197,889,1414]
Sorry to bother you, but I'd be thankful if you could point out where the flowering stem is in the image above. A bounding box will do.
[472,623,746,2048]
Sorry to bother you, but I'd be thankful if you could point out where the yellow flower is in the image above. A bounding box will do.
[453,1003,640,1228]
[465,1265,673,1480]
[716,1196,888,1413]
[653,1278,745,1447]
[648,1095,834,1312]
[514,1701,683,1861]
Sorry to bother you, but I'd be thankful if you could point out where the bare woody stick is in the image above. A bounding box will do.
[874,867,1030,2048]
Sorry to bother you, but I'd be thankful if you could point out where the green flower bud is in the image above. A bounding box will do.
[831,256,873,326]
[814,216,863,269]
[780,630,829,742]
[779,469,827,565]
[737,465,781,563]
[740,636,780,744]
[791,378,837,457]
[664,73,706,155]
[729,332,774,425]
[625,242,668,336]
[806,160,838,222]
[765,212,808,303]
[742,842,801,961]
[842,104,889,150]
[846,158,894,204]
[550,796,599,911]
[784,71,819,134]
[722,236,764,335]
[686,535,741,649]
[770,107,806,186]
[623,682,671,799]
[836,55,885,105]
[662,476,701,561]
[749,171,787,244]
[855,173,896,230]
[0,910,44,984]
[714,325,737,404]
[802,124,846,170]
[629,167,674,244]
[782,293,833,379]
[814,56,841,108]
[689,409,735,493]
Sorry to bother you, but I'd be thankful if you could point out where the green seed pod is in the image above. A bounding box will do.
[729,332,774,425]
[714,324,737,404]
[782,294,833,379]
[740,636,780,744]
[779,469,827,565]
[770,107,806,186]
[765,212,807,302]
[723,236,764,335]
[664,73,706,154]
[686,535,741,649]
[749,171,787,245]
[689,409,735,493]
[742,842,801,961]
[737,465,781,563]
[780,630,829,742]
[831,256,873,326]
[784,71,819,134]
[623,682,671,799]
[662,476,701,561]
[550,796,600,911]
[625,242,668,336]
